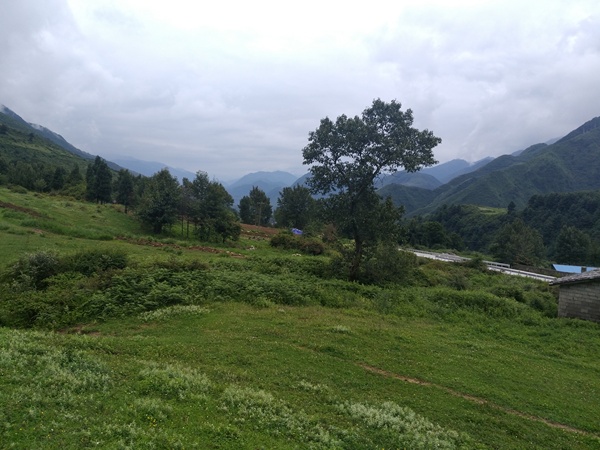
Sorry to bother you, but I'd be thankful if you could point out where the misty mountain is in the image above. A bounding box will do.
[0,104,125,172]
[111,157,196,182]
[385,116,600,216]
[377,171,442,190]
[226,171,298,207]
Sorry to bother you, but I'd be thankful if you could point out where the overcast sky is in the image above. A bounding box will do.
[2,0,600,181]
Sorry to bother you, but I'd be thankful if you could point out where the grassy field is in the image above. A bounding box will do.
[1,187,600,449]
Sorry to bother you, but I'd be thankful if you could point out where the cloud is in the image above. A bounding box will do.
[1,0,600,179]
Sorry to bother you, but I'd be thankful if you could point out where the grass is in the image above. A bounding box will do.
[1,187,600,448]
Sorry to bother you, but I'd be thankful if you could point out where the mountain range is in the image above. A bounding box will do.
[2,103,600,215]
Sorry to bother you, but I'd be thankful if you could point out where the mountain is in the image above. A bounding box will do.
[111,156,196,182]
[377,157,495,191]
[378,171,442,190]
[226,171,298,207]
[0,104,125,172]
[385,116,600,216]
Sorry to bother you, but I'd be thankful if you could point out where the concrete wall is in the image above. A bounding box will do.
[558,281,600,322]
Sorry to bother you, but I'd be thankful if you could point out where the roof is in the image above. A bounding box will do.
[550,269,600,286]
[552,264,598,273]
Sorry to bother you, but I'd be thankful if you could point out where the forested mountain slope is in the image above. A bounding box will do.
[384,116,600,215]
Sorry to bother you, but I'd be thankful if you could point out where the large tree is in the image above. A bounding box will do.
[186,171,240,242]
[302,99,440,280]
[238,186,272,226]
[136,168,181,234]
[115,169,136,213]
[274,185,316,230]
[86,156,112,204]
[491,218,545,266]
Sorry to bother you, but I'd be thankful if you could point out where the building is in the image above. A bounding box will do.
[550,270,600,323]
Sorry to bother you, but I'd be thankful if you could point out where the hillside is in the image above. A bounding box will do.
[384,116,600,215]
[227,170,298,207]
[1,188,600,448]
[0,104,127,172]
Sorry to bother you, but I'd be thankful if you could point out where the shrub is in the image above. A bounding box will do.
[359,247,419,286]
[5,250,60,290]
[270,232,325,255]
[61,249,128,276]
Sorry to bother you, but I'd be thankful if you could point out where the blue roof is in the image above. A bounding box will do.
[553,264,598,273]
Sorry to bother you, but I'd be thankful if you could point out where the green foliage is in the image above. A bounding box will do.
[360,246,419,285]
[4,250,60,290]
[491,218,545,265]
[274,185,316,229]
[114,168,136,213]
[60,249,128,276]
[182,172,240,243]
[136,168,181,234]
[303,99,440,280]
[85,156,113,204]
[238,186,272,226]
[269,231,325,255]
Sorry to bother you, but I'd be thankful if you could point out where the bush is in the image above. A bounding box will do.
[359,247,419,286]
[61,249,128,276]
[4,250,60,290]
[270,232,325,255]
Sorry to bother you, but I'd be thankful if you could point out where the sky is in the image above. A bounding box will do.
[1,0,600,181]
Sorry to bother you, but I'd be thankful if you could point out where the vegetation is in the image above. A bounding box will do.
[274,185,317,230]
[2,106,600,448]
[1,185,600,448]
[303,99,440,280]
[239,186,272,226]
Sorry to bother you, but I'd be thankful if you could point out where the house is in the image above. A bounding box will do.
[550,270,600,323]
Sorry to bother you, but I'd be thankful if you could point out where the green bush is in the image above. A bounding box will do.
[360,247,419,286]
[270,232,325,255]
[61,249,128,276]
[4,250,60,290]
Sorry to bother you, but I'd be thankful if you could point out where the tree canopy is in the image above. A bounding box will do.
[302,99,440,280]
[238,186,272,226]
[274,185,316,230]
[136,168,180,234]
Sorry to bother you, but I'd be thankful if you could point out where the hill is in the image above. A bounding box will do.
[0,104,128,172]
[1,187,599,448]
[226,170,298,207]
[385,116,600,215]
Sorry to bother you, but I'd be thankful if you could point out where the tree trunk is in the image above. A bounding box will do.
[349,237,363,281]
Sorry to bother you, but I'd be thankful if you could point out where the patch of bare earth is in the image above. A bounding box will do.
[116,236,244,257]
[0,200,43,217]
[359,364,597,437]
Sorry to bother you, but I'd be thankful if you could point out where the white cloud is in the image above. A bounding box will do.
[1,0,600,179]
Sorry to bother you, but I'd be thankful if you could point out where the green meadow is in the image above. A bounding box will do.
[1,187,599,449]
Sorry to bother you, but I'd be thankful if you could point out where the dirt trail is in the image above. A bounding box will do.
[359,363,597,437]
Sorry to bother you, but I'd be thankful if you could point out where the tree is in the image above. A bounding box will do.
[555,225,591,265]
[302,99,440,280]
[50,166,66,191]
[115,169,136,213]
[136,168,181,234]
[66,164,83,186]
[490,218,545,266]
[274,185,316,230]
[238,186,272,226]
[86,156,112,204]
[187,171,240,242]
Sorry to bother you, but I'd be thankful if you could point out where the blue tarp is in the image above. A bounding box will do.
[291,228,303,235]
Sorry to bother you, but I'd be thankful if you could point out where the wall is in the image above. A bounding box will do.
[558,281,600,322]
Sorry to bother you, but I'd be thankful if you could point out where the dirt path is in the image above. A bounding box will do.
[359,363,597,437]
[0,200,43,217]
